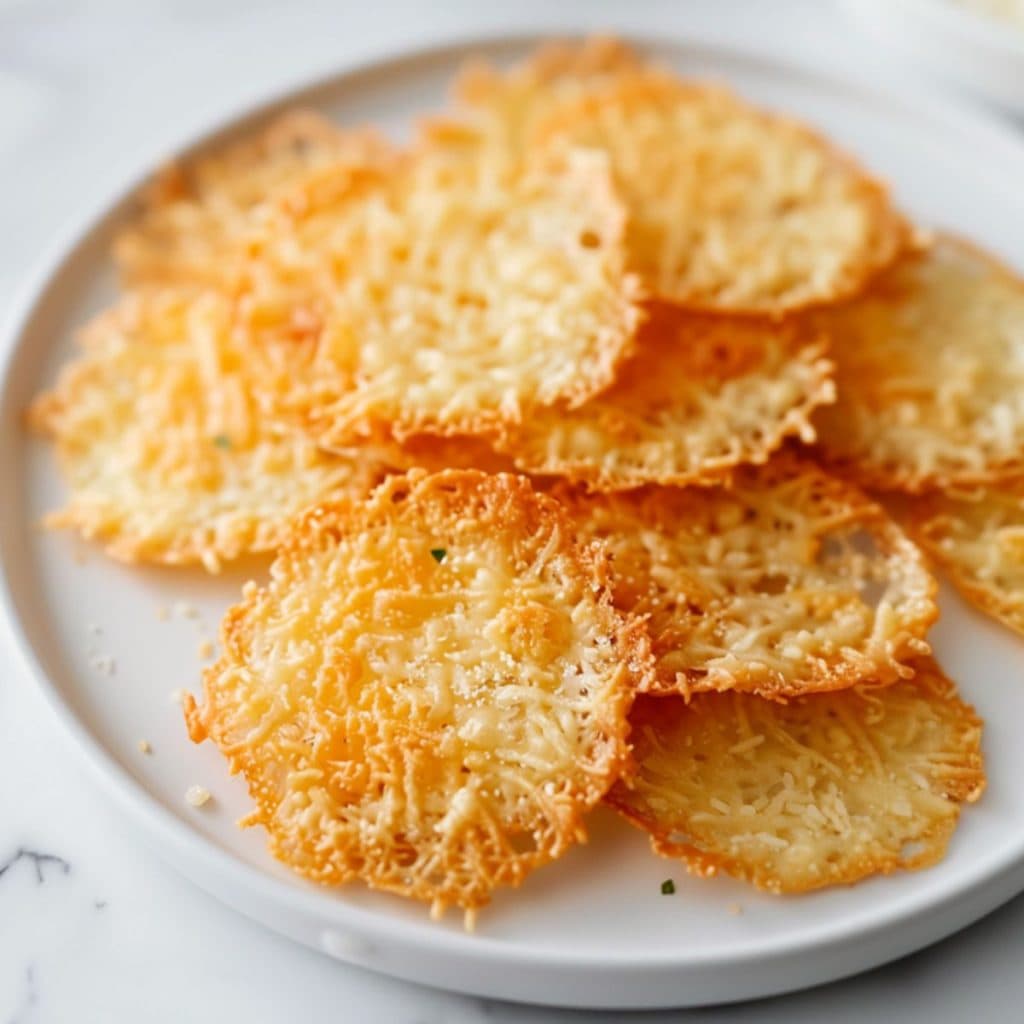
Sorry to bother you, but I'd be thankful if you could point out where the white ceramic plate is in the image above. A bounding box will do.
[3,33,1024,1011]
[840,0,1024,115]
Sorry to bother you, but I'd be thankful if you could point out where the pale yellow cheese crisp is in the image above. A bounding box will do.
[907,479,1024,636]
[295,128,643,443]
[530,71,908,313]
[557,458,937,698]
[493,304,834,489]
[815,235,1024,493]
[608,659,985,893]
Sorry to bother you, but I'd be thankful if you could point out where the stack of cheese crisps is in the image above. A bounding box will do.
[32,38,998,924]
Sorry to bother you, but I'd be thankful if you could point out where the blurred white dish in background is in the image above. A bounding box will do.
[958,0,1024,29]
[841,0,1024,115]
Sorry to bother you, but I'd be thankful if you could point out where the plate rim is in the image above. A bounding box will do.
[3,25,1024,1006]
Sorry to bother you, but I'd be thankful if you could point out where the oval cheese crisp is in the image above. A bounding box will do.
[607,659,985,893]
[530,71,908,314]
[184,470,652,917]
[814,235,1024,493]
[906,479,1024,637]
[556,458,937,698]
[492,304,834,490]
[28,290,379,572]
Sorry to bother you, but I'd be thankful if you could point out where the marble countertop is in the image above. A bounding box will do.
[3,1,1024,1020]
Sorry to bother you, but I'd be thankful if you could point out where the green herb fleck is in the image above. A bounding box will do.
[212,434,232,450]
[430,548,446,563]
[660,878,676,895]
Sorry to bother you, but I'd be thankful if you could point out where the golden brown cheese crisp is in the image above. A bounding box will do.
[530,73,908,314]
[184,470,653,917]
[452,36,645,151]
[492,304,834,490]
[246,125,643,443]
[906,480,1024,636]
[115,110,395,289]
[29,290,380,571]
[607,659,985,893]
[557,459,937,698]
[815,235,1024,493]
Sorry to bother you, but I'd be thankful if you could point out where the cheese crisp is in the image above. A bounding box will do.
[115,110,395,289]
[815,236,1024,493]
[184,471,652,917]
[530,73,907,314]
[28,290,378,571]
[907,480,1024,636]
[255,127,643,443]
[557,459,937,698]
[452,35,645,150]
[493,304,834,489]
[607,660,985,893]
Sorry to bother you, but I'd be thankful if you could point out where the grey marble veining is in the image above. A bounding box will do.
[0,850,70,886]
[2,1,1024,1021]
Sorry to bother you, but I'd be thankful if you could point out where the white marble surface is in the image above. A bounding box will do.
[3,1,1024,1020]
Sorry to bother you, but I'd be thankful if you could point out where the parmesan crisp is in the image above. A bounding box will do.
[185,470,652,915]
[906,478,1024,636]
[608,659,985,893]
[493,304,834,489]
[815,235,1024,493]
[29,290,381,571]
[557,458,937,698]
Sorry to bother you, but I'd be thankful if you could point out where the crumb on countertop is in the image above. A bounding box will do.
[169,688,185,705]
[185,785,212,808]
[88,652,116,677]
[137,739,152,754]
[172,600,199,620]
[198,639,214,659]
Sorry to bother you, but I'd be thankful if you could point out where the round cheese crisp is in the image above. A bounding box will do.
[28,290,378,572]
[531,72,908,314]
[184,470,652,919]
[607,659,985,893]
[556,458,937,698]
[815,235,1024,493]
[114,110,395,289]
[492,304,834,490]
[906,479,1024,636]
[297,128,643,444]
